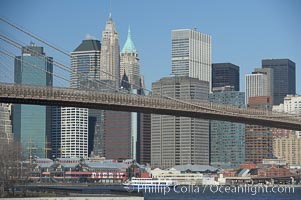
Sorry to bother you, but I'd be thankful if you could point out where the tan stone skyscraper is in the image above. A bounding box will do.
[120,27,140,89]
[151,76,209,169]
[100,14,120,89]
[273,135,301,166]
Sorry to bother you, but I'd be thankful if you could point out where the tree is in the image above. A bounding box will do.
[0,142,24,196]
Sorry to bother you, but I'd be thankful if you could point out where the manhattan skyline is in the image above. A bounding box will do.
[0,0,300,94]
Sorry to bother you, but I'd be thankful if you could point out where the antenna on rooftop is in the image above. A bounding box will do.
[109,0,112,17]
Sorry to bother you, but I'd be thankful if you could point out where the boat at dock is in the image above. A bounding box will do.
[123,178,176,190]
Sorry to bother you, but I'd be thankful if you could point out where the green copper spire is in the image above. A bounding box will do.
[121,26,137,53]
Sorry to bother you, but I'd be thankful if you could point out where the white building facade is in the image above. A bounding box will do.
[0,103,13,145]
[171,29,212,91]
[60,107,88,158]
[273,95,301,137]
[245,73,268,104]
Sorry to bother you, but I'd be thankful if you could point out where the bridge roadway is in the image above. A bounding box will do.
[0,83,301,131]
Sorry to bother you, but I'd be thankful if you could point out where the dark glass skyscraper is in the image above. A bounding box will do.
[209,91,245,168]
[102,111,132,159]
[262,59,296,105]
[13,43,53,159]
[137,112,151,165]
[212,63,240,91]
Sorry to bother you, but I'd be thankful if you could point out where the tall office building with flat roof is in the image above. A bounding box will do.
[209,91,245,168]
[52,38,100,158]
[60,107,88,158]
[273,135,301,166]
[171,29,212,91]
[13,43,53,158]
[102,110,131,159]
[137,112,151,165]
[212,63,240,91]
[151,76,209,169]
[70,38,101,89]
[245,73,268,104]
[262,59,296,105]
[245,96,273,164]
[254,68,274,104]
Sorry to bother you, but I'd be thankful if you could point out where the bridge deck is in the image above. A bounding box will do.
[1,83,301,131]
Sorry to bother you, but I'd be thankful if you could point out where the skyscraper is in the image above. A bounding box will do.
[100,14,120,89]
[245,73,268,104]
[13,43,53,158]
[137,112,151,165]
[272,95,301,165]
[60,107,88,158]
[51,106,61,158]
[209,91,245,168]
[52,38,100,158]
[212,63,240,91]
[119,27,142,160]
[262,59,296,105]
[273,135,301,166]
[120,27,140,89]
[70,38,101,88]
[245,96,273,164]
[90,16,133,160]
[151,76,209,169]
[71,38,101,158]
[0,103,13,146]
[102,110,131,160]
[171,29,212,91]
[253,68,274,104]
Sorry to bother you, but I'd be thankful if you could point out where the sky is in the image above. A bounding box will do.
[0,0,300,94]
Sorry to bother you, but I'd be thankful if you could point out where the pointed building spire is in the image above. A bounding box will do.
[104,12,116,33]
[127,25,131,40]
[109,0,112,19]
[100,3,120,89]
[121,25,137,54]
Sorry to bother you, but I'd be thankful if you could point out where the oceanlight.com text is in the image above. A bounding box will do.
[138,184,295,196]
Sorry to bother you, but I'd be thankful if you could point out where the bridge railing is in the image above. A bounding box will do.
[1,83,301,125]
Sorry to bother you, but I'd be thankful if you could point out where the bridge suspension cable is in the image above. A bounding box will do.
[0,55,12,82]
[0,17,70,57]
[0,17,138,93]
[0,17,158,94]
[0,47,121,93]
[0,48,70,83]
[0,33,122,92]
[1,16,298,120]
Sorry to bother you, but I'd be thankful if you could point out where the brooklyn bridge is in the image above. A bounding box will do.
[0,82,301,131]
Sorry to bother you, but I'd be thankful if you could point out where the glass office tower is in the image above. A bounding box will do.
[13,43,53,158]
